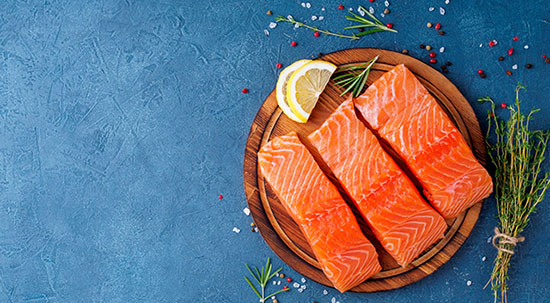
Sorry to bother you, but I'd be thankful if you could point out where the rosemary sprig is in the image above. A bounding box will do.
[478,84,550,303]
[344,6,398,36]
[275,15,359,40]
[333,55,378,97]
[244,257,288,302]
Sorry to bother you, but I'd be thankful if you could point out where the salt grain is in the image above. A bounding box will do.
[524,44,529,49]
[254,227,259,232]
[369,6,375,14]
[440,47,445,53]
[512,64,518,70]
[287,15,294,21]
[273,281,277,285]
[331,298,336,303]
[384,0,390,7]
[293,282,300,288]
[349,7,353,11]
[358,7,366,16]
[467,280,472,286]
[297,288,304,293]
[301,2,306,7]
[487,236,492,243]
[440,7,446,15]
[445,0,450,4]
[243,207,251,215]
[275,273,279,277]
[301,285,307,290]
[306,2,311,8]
[479,43,483,47]
[323,290,329,295]
[301,278,306,283]
[272,296,276,300]
[311,15,317,21]
[380,13,385,18]
[482,256,487,262]
[319,16,324,21]
[232,227,241,233]
[294,23,300,29]
[429,7,435,12]
[321,7,325,11]
[277,281,281,285]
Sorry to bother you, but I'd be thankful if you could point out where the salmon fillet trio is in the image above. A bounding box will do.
[257,64,493,292]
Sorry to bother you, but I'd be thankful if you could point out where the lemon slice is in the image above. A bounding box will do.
[276,59,311,123]
[286,60,337,122]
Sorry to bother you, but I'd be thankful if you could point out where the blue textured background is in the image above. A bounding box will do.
[0,1,548,302]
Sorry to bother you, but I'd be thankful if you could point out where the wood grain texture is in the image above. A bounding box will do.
[243,48,488,292]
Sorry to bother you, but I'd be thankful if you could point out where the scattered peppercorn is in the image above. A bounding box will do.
[384,8,390,14]
[545,58,550,64]
[445,61,452,66]
[489,40,496,47]
[507,48,514,55]
[427,22,433,28]
[242,88,249,94]
[286,277,292,282]
[358,27,364,32]
[276,63,282,69]
[313,32,320,37]
[477,69,484,75]
[279,273,285,278]
[506,70,512,76]
[429,52,436,58]
[401,49,409,54]
[480,73,486,78]
[439,31,445,36]
[441,67,448,73]
[513,36,518,41]
[283,286,289,290]
[291,41,297,47]
[318,52,323,57]
[426,45,432,51]
[419,44,425,49]
[266,10,273,16]
[435,23,441,30]
[429,58,437,64]
[251,228,255,232]
[369,0,375,2]
[500,103,507,108]
[218,194,223,199]
[386,23,393,29]
[498,56,505,61]
[526,64,533,69]
[338,4,344,10]
[273,299,278,303]
[250,222,256,226]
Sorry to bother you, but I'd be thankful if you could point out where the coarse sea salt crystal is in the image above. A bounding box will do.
[524,45,529,49]
[482,256,487,262]
[277,281,281,285]
[358,7,365,16]
[243,207,250,216]
[349,7,353,11]
[298,288,304,293]
[380,13,385,18]
[254,227,259,232]
[369,6,375,14]
[319,16,324,21]
[273,281,276,285]
[331,298,336,303]
[429,7,435,12]
[232,227,240,233]
[323,289,328,295]
[440,7,446,15]
[487,236,492,243]
[272,296,276,300]
[287,15,294,21]
[479,43,483,47]
[322,7,325,11]
[385,0,390,7]
[293,282,300,288]
[294,23,300,28]
[445,0,450,4]
[275,273,279,277]
[467,280,472,286]
[306,2,311,8]
[301,285,307,290]
[301,278,306,283]
[301,2,306,7]
[264,29,269,36]
[311,15,317,21]
[440,47,445,53]
[512,64,518,70]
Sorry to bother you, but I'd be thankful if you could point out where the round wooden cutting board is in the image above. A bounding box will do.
[243,48,488,292]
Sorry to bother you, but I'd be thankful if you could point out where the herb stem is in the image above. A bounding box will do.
[275,16,359,40]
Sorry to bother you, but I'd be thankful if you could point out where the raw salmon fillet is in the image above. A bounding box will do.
[258,132,381,292]
[308,99,447,267]
[354,64,493,218]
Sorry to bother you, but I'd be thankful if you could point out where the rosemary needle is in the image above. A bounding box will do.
[333,55,379,97]
[275,15,359,40]
[244,258,288,302]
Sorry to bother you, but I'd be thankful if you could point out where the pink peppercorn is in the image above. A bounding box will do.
[369,0,375,2]
[286,277,292,282]
[513,36,519,41]
[477,69,484,75]
[283,286,289,290]
[429,58,437,64]
[508,48,514,55]
[429,52,436,58]
[291,41,297,47]
[242,88,248,94]
[386,23,393,29]
[218,194,223,199]
[338,4,344,10]
[276,63,282,69]
[434,23,441,30]
[314,32,320,37]
[488,40,496,47]
[500,103,507,108]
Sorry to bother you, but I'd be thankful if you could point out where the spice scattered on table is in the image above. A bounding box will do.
[286,277,292,282]
[446,61,452,66]
[267,10,273,16]
[545,58,550,64]
[419,44,425,49]
[233,227,241,233]
[467,280,472,286]
[512,36,518,41]
[218,194,223,199]
[512,64,518,70]
[401,49,408,54]
[276,63,282,69]
[242,88,249,94]
[429,58,437,64]
[429,52,436,58]
[489,40,497,47]
[507,48,514,55]
[439,47,445,53]
[291,41,297,47]
[506,70,512,76]
[439,30,445,35]
[526,64,533,69]
[435,23,441,30]
[313,31,320,37]
[500,103,507,108]
[482,256,487,262]
[243,207,250,216]
[338,4,344,10]
[498,56,505,61]
[439,7,445,15]
[427,22,432,28]
[384,8,390,14]
[426,45,432,51]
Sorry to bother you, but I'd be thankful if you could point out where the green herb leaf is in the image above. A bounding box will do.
[333,56,379,97]
[275,16,359,40]
[244,258,285,302]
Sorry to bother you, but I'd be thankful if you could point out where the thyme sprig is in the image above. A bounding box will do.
[275,15,359,40]
[244,258,288,302]
[344,6,398,36]
[478,84,550,303]
[332,55,378,97]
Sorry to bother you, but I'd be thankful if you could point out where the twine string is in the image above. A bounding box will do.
[492,227,525,255]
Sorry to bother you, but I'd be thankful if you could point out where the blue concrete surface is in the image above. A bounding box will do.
[0,1,548,302]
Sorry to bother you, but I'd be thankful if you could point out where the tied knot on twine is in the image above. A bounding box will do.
[492,227,525,255]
